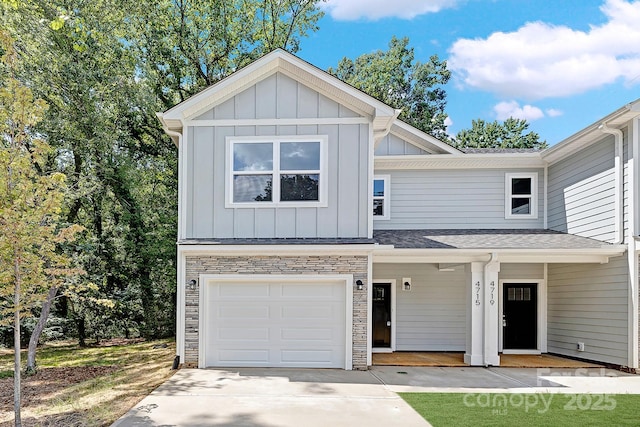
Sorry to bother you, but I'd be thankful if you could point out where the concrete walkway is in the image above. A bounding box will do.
[112,366,639,427]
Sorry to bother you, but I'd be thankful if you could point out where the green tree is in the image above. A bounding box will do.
[1,0,326,345]
[328,36,451,140]
[133,0,325,107]
[0,33,82,426]
[453,118,548,150]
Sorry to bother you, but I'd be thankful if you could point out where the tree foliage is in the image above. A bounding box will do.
[0,0,326,351]
[0,31,83,425]
[132,0,324,107]
[328,36,451,140]
[453,118,548,150]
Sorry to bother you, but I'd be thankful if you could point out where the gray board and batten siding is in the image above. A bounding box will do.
[375,133,429,156]
[185,72,371,239]
[547,135,617,243]
[373,169,545,230]
[547,256,629,367]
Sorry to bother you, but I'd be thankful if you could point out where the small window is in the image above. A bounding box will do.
[227,136,327,207]
[505,173,537,219]
[373,175,390,220]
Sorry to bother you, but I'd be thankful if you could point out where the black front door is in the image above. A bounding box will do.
[503,284,537,349]
[372,283,391,348]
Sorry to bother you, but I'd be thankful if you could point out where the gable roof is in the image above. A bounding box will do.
[542,98,640,164]
[387,120,462,155]
[157,49,398,142]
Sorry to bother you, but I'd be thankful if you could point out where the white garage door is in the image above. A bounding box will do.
[203,280,347,368]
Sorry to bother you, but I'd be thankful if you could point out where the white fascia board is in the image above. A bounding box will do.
[177,243,378,256]
[374,152,544,170]
[161,49,396,127]
[372,247,626,264]
[542,98,640,165]
[389,120,463,155]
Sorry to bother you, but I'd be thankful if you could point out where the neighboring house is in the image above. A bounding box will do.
[157,49,640,371]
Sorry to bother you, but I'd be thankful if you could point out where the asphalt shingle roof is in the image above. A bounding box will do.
[179,237,375,245]
[372,229,613,250]
[461,148,541,154]
[180,229,612,250]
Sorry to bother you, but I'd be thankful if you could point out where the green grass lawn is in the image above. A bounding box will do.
[0,339,175,426]
[400,392,640,427]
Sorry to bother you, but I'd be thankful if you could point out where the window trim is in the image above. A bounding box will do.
[226,135,328,208]
[505,172,538,219]
[373,175,390,220]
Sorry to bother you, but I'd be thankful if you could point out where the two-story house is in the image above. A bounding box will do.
[157,49,640,371]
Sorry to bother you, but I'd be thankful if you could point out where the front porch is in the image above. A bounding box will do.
[372,352,604,368]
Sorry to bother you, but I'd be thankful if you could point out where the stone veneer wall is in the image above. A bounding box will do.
[184,255,369,369]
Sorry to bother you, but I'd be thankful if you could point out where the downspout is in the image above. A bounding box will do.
[599,123,624,244]
[156,114,186,364]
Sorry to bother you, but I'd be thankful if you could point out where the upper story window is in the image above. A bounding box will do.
[505,173,538,219]
[227,136,327,207]
[373,175,390,220]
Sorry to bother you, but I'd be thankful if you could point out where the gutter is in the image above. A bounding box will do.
[156,112,182,147]
[599,123,624,244]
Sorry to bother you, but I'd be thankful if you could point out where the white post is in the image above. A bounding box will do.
[484,261,501,366]
[465,262,484,365]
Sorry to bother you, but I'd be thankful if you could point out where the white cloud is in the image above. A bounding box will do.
[546,108,564,117]
[322,0,459,21]
[444,116,453,127]
[448,0,640,99]
[494,101,544,121]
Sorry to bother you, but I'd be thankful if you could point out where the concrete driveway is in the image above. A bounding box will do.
[111,367,431,427]
[112,366,638,427]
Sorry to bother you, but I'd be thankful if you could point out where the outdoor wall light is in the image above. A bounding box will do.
[403,277,412,291]
[188,279,197,290]
[356,280,364,291]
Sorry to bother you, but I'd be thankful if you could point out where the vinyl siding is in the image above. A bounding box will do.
[373,169,544,230]
[547,256,628,366]
[548,136,617,242]
[373,263,466,351]
[185,73,370,239]
[500,263,544,280]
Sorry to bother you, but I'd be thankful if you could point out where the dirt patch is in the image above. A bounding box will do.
[0,366,119,424]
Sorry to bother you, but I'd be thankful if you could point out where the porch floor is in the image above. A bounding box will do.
[372,352,603,368]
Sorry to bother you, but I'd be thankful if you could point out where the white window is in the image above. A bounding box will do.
[226,136,327,207]
[505,173,538,219]
[373,175,390,220]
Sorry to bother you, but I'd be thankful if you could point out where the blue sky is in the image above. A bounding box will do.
[296,0,640,145]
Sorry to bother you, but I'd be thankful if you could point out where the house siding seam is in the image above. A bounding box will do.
[183,254,369,369]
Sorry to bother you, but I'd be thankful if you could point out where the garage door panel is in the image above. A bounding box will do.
[281,328,334,340]
[217,283,270,298]
[218,327,269,341]
[218,305,269,319]
[280,283,338,298]
[281,350,334,363]
[205,280,346,368]
[218,350,269,364]
[281,304,337,320]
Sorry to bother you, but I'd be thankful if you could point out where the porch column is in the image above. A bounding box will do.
[465,262,484,365]
[483,260,501,366]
